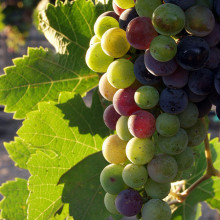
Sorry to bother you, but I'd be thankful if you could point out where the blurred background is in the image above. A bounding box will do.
[0,0,220,219]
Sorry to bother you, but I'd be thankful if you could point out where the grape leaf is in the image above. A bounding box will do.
[0,178,29,220]
[172,138,220,219]
[17,90,110,219]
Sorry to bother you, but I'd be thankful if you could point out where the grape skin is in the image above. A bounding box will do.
[103,104,120,130]
[116,116,133,141]
[104,193,120,214]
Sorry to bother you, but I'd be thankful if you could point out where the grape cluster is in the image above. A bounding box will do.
[86,0,220,219]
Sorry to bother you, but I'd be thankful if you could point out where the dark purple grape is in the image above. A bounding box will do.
[119,8,138,31]
[159,88,188,114]
[214,66,220,95]
[115,189,142,217]
[134,54,161,85]
[205,47,220,69]
[144,49,178,76]
[163,0,196,10]
[176,36,210,71]
[203,22,220,47]
[216,100,220,119]
[213,0,220,17]
[98,11,119,21]
[195,98,212,117]
[208,89,220,106]
[188,68,214,96]
[162,66,189,88]
[184,86,207,103]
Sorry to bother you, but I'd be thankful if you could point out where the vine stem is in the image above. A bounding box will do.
[170,118,220,204]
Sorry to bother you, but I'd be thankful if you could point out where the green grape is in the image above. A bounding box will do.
[101,27,130,58]
[94,16,119,39]
[114,0,135,9]
[100,164,127,194]
[150,35,177,62]
[135,0,162,18]
[134,86,159,109]
[178,102,199,129]
[152,3,185,35]
[85,42,114,72]
[173,170,183,182]
[175,147,195,171]
[142,199,172,220]
[147,154,178,183]
[102,134,127,164]
[122,164,148,188]
[157,128,188,155]
[156,113,180,137]
[89,35,100,46]
[126,137,155,165]
[107,59,135,89]
[116,116,133,141]
[185,119,206,146]
[104,193,120,215]
[144,178,170,199]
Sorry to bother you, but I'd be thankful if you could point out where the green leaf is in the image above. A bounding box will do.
[17,90,109,219]
[172,138,220,219]
[0,178,29,220]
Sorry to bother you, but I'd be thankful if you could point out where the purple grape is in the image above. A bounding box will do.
[205,47,220,69]
[214,0,220,17]
[203,22,220,47]
[195,98,212,118]
[115,189,142,216]
[176,36,210,71]
[184,86,207,103]
[98,11,119,21]
[214,66,220,95]
[163,0,196,10]
[134,54,161,85]
[144,49,178,76]
[208,89,220,106]
[188,68,214,95]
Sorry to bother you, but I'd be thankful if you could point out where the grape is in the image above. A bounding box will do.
[142,199,172,220]
[156,113,180,137]
[185,119,206,146]
[188,68,214,95]
[100,164,127,194]
[119,8,138,31]
[178,102,199,128]
[101,27,130,58]
[173,170,183,181]
[214,66,220,95]
[128,110,156,138]
[159,88,188,114]
[135,0,161,18]
[126,137,155,165]
[104,193,120,214]
[147,154,178,183]
[163,0,196,10]
[195,97,212,118]
[107,59,135,89]
[150,35,177,62]
[134,86,159,109]
[205,47,220,69]
[144,49,178,76]
[112,1,126,16]
[115,189,142,217]
[152,3,185,36]
[99,73,118,101]
[94,16,119,39]
[184,86,207,103]
[162,66,189,89]
[176,36,210,71]
[113,88,141,116]
[185,5,215,37]
[216,101,220,119]
[85,42,114,72]
[144,179,171,199]
[116,116,133,141]
[98,11,119,21]
[103,104,120,130]
[196,0,213,8]
[175,147,195,171]
[126,17,158,50]
[213,0,220,17]
[122,164,148,188]
[134,54,161,85]
[203,22,220,47]
[114,0,135,9]
[89,35,100,46]
[208,90,220,106]
[102,134,127,164]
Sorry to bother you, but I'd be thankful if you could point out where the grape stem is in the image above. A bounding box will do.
[170,118,220,204]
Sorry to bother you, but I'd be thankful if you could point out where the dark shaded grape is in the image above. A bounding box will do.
[214,66,220,95]
[205,47,220,69]
[159,88,188,114]
[119,8,138,31]
[195,98,212,118]
[163,0,196,10]
[98,11,119,21]
[184,86,207,103]
[115,189,142,217]
[176,36,210,71]
[203,22,220,47]
[213,0,220,17]
[216,100,220,119]
[208,89,220,106]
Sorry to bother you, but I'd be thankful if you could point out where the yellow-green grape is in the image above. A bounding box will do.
[126,137,155,165]
[116,116,133,141]
[94,16,119,39]
[85,42,114,72]
[107,59,135,89]
[99,73,118,101]
[101,27,130,58]
[104,193,120,215]
[114,0,135,9]
[89,35,100,46]
[102,134,127,164]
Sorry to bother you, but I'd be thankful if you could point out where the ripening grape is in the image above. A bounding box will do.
[104,193,120,214]
[196,98,212,118]
[102,134,127,164]
[126,137,155,165]
[164,0,196,10]
[116,116,133,141]
[119,8,138,31]
[203,22,220,47]
[89,35,100,46]
[98,11,119,21]
[114,0,135,9]
[112,1,125,16]
[103,104,120,130]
